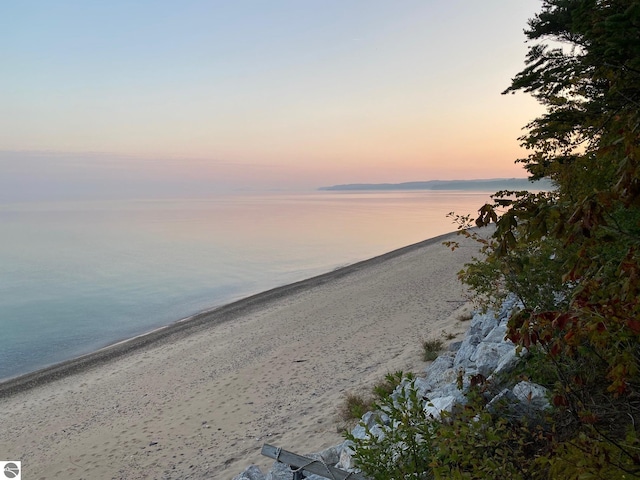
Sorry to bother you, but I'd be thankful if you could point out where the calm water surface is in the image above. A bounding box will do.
[0,191,490,380]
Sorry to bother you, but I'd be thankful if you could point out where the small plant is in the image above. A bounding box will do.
[457,312,473,322]
[372,371,405,400]
[422,338,444,362]
[340,393,372,421]
[341,372,408,422]
[441,330,457,341]
[345,376,437,480]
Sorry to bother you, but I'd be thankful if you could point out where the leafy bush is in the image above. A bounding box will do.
[340,371,408,422]
[345,375,437,480]
[372,371,405,400]
[447,0,640,476]
[422,338,444,362]
[340,393,372,421]
[546,427,640,480]
[345,375,551,480]
[431,392,549,480]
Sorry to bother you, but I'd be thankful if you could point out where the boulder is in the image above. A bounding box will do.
[233,465,265,480]
[483,322,508,343]
[453,334,482,371]
[474,342,516,377]
[265,461,294,480]
[490,347,524,380]
[424,395,458,419]
[487,381,550,424]
[512,381,550,411]
[469,311,499,337]
[337,441,357,471]
[421,353,456,392]
[349,423,367,441]
[307,444,341,467]
[350,412,388,442]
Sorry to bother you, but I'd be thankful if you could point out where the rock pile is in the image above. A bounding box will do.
[234,297,550,479]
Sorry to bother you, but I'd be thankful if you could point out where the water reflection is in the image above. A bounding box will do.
[0,190,490,379]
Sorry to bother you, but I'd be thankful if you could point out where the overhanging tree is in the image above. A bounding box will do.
[459,0,640,477]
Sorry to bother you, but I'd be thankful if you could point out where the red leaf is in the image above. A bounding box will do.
[580,413,599,424]
[564,330,575,342]
[627,319,640,334]
[553,395,569,407]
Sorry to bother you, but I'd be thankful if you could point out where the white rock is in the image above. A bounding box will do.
[453,334,482,369]
[424,395,457,419]
[265,461,293,480]
[350,424,367,440]
[307,444,341,466]
[474,342,516,377]
[338,443,357,471]
[422,353,457,392]
[413,376,430,397]
[512,381,550,410]
[470,311,499,337]
[361,411,377,428]
[491,347,521,378]
[233,465,265,480]
[483,322,508,343]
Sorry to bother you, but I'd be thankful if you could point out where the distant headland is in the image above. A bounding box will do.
[319,178,554,191]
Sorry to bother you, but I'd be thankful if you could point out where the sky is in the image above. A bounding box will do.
[1,1,544,199]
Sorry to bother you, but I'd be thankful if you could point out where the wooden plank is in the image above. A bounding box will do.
[261,443,369,480]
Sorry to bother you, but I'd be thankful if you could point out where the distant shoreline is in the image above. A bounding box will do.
[319,178,554,191]
[0,231,458,398]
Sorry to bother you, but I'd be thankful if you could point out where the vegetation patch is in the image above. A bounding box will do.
[339,393,372,422]
[422,338,444,362]
[340,371,407,422]
[345,374,437,480]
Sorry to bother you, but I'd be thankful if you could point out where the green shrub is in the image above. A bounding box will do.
[442,331,457,340]
[345,375,437,480]
[372,371,405,400]
[546,426,640,480]
[422,338,444,362]
[340,393,372,421]
[341,372,408,423]
[431,394,549,480]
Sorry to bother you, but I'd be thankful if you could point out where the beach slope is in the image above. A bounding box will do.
[0,231,481,479]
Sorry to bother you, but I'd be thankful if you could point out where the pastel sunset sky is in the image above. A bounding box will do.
[2,1,543,198]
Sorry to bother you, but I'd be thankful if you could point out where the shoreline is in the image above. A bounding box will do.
[0,229,482,479]
[0,231,459,398]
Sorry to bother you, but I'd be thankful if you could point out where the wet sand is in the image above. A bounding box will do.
[0,231,481,479]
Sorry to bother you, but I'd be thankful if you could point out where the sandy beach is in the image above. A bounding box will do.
[0,231,481,480]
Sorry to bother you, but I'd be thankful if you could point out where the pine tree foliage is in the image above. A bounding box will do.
[347,2,640,478]
[459,0,640,477]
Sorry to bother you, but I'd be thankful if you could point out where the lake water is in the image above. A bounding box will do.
[0,190,490,380]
